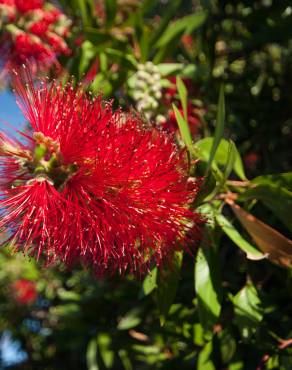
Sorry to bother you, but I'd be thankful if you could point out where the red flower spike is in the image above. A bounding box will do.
[0,71,203,276]
[0,0,70,74]
[15,0,43,13]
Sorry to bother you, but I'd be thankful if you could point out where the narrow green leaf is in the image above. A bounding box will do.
[117,308,142,330]
[142,267,157,296]
[97,333,114,369]
[195,246,222,336]
[223,141,237,182]
[118,350,133,370]
[172,104,192,150]
[176,77,188,121]
[231,282,263,340]
[77,0,90,26]
[155,12,207,48]
[252,172,292,188]
[105,0,117,27]
[215,213,265,260]
[79,41,96,76]
[197,340,216,370]
[194,138,246,180]
[207,85,225,172]
[157,251,183,326]
[86,337,99,370]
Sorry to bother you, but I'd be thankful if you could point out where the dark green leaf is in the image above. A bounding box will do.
[157,252,183,326]
[231,282,263,340]
[195,246,222,336]
[207,85,225,172]
[155,12,207,48]
[239,185,292,232]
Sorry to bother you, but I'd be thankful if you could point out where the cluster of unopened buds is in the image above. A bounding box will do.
[0,0,71,72]
[130,62,162,120]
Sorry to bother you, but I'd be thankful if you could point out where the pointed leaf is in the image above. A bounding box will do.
[195,246,222,336]
[207,85,225,172]
[215,213,265,260]
[157,252,183,326]
[172,104,192,150]
[176,77,188,120]
[231,282,263,340]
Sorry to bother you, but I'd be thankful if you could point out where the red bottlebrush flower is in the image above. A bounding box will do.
[12,279,37,305]
[14,33,54,63]
[0,70,203,276]
[15,0,43,13]
[0,1,70,74]
[29,20,49,36]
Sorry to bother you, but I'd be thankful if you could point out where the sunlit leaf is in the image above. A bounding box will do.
[195,246,222,336]
[176,76,188,120]
[194,138,246,180]
[231,282,263,340]
[172,104,192,150]
[215,213,265,260]
[142,267,157,296]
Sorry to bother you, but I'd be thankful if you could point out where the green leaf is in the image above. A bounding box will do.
[155,12,207,48]
[86,337,99,370]
[172,104,192,150]
[252,172,292,189]
[207,85,225,172]
[97,333,114,369]
[157,251,183,326]
[157,63,184,76]
[223,141,237,182]
[142,267,157,296]
[231,282,263,340]
[76,0,91,26]
[79,41,96,76]
[118,350,133,370]
[84,28,113,44]
[194,246,222,336]
[194,138,246,180]
[117,308,142,330]
[215,213,265,260]
[176,77,188,121]
[239,184,292,232]
[197,340,216,370]
[105,0,117,27]
[105,48,138,70]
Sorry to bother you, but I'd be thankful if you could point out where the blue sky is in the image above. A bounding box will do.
[0,90,24,130]
[0,91,27,366]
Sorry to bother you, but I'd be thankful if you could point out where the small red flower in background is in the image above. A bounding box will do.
[0,69,203,276]
[0,0,71,73]
[12,279,37,305]
[244,152,259,170]
[163,77,203,136]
